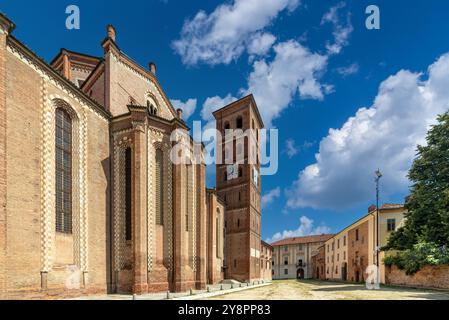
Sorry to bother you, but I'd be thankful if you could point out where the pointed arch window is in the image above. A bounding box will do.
[147,100,158,116]
[125,148,132,241]
[155,149,164,225]
[236,116,243,129]
[55,108,73,234]
[185,165,190,232]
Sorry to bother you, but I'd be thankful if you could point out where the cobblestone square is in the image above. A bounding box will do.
[207,280,449,300]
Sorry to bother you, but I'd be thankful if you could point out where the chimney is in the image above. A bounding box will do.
[149,62,156,75]
[177,108,183,120]
[60,50,72,80]
[107,24,116,42]
[368,205,377,213]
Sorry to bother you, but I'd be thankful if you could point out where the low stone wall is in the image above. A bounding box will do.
[385,265,449,290]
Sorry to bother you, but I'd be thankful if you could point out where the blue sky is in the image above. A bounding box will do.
[2,0,449,242]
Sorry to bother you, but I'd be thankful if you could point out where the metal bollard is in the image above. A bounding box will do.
[133,294,137,301]
[220,284,223,290]
[190,288,193,296]
[207,286,210,293]
[166,291,171,299]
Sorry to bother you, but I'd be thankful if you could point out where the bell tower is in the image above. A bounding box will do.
[213,94,263,282]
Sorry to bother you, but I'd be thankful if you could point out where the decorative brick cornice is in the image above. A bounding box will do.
[0,13,15,35]
[7,36,110,121]
[108,50,178,119]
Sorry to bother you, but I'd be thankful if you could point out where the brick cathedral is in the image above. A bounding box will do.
[0,13,272,299]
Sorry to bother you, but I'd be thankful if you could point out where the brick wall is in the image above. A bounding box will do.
[386,265,449,290]
[312,246,326,280]
[2,40,110,299]
[260,242,272,282]
[0,28,7,297]
[347,221,369,282]
[205,190,225,285]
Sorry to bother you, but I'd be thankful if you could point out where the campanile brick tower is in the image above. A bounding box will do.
[213,95,263,283]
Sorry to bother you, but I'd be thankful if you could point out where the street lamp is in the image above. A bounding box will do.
[375,169,382,268]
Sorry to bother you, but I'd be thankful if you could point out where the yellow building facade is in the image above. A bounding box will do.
[324,204,406,283]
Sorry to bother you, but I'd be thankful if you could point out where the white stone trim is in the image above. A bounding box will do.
[40,94,88,273]
[7,42,108,122]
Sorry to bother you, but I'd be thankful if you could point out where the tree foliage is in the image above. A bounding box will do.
[387,112,449,250]
[383,242,449,275]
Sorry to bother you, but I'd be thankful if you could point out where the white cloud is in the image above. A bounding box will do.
[262,187,281,208]
[191,2,355,128]
[170,98,197,120]
[196,94,238,142]
[321,2,353,55]
[285,139,299,158]
[172,0,300,66]
[286,53,449,210]
[284,139,315,158]
[336,63,359,77]
[248,32,277,59]
[242,40,329,127]
[201,94,237,122]
[199,40,329,128]
[266,216,331,243]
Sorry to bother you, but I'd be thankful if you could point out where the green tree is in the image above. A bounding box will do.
[387,112,449,250]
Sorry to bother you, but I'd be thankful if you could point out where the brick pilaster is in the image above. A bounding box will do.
[195,163,207,289]
[172,161,184,291]
[0,18,10,298]
[132,127,148,294]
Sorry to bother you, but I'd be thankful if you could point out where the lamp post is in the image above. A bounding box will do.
[375,169,382,268]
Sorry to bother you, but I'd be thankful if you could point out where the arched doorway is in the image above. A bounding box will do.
[297,268,305,279]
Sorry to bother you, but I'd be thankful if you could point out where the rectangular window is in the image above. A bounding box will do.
[284,269,288,275]
[344,236,346,246]
[387,219,396,232]
[356,229,359,241]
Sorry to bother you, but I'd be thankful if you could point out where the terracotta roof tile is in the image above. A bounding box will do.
[270,234,334,247]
